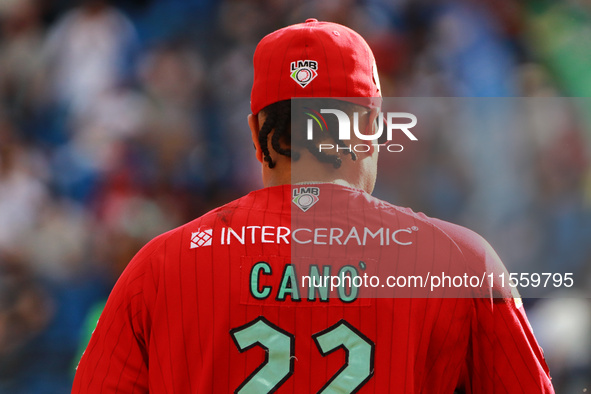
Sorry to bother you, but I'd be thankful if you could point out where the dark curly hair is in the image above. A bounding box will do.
[258,99,363,169]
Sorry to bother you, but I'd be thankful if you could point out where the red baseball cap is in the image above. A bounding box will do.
[250,18,382,115]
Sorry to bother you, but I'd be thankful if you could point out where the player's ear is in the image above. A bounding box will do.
[355,108,379,156]
[248,113,263,163]
[368,107,379,135]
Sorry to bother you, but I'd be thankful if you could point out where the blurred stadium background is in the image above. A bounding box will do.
[0,0,589,392]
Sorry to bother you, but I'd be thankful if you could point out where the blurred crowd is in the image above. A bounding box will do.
[0,0,589,392]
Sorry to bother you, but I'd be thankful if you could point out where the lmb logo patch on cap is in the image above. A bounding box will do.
[290,60,318,88]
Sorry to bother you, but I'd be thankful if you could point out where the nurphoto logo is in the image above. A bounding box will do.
[305,108,418,153]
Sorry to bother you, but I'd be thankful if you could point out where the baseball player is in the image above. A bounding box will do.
[72,19,554,393]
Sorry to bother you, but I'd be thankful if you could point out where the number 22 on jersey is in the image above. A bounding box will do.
[230,317,375,393]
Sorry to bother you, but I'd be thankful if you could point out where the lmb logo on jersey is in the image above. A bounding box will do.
[190,228,213,248]
[292,187,319,212]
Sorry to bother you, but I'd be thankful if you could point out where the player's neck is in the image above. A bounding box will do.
[262,155,372,193]
[265,173,357,189]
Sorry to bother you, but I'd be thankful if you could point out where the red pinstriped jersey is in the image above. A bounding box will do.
[72,184,554,393]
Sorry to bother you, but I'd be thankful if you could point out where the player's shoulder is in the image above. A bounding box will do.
[378,201,514,298]
[337,187,492,256]
[373,195,493,261]
[183,186,286,229]
[130,188,274,257]
[422,215,493,261]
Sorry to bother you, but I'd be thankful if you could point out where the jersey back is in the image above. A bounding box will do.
[72,184,553,393]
